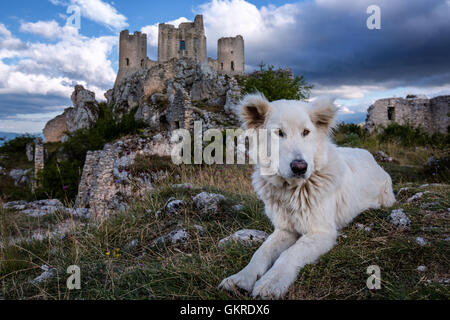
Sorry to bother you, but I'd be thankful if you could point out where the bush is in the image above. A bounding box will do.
[239,63,313,101]
[379,123,448,148]
[0,134,36,154]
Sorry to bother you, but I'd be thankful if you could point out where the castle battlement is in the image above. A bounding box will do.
[115,15,245,85]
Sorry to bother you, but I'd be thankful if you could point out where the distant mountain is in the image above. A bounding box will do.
[0,132,43,146]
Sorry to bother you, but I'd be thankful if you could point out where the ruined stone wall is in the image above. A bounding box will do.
[217,35,245,76]
[33,139,44,190]
[115,30,155,86]
[158,15,207,64]
[364,95,450,134]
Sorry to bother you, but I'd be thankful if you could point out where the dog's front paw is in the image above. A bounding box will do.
[251,271,291,299]
[219,270,258,293]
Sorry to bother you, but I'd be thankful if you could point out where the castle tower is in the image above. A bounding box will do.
[158,15,207,63]
[217,35,245,76]
[115,30,148,86]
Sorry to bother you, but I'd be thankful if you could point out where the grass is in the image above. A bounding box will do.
[0,124,449,300]
[0,162,449,300]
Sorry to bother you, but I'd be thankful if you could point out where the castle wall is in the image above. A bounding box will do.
[158,15,207,63]
[364,96,450,134]
[115,30,154,86]
[217,35,245,76]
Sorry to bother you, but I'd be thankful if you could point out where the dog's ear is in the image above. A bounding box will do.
[240,93,271,129]
[309,98,337,133]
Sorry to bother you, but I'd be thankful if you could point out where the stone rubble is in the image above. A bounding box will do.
[389,209,411,228]
[415,237,428,246]
[406,191,430,203]
[153,228,190,247]
[30,265,57,284]
[156,197,185,217]
[219,229,269,248]
[9,169,31,186]
[3,199,90,218]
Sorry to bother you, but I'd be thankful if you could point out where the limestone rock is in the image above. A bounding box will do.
[26,143,34,161]
[30,265,57,284]
[108,58,240,130]
[416,237,428,246]
[389,208,411,229]
[193,192,226,214]
[406,191,430,203]
[219,229,269,248]
[3,199,65,217]
[43,85,99,142]
[9,169,31,186]
[153,228,190,247]
[156,197,184,217]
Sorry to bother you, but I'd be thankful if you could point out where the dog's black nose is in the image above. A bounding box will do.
[290,159,308,176]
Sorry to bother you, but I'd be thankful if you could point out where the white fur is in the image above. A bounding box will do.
[219,94,396,299]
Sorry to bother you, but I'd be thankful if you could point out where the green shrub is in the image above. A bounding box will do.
[0,134,36,154]
[379,123,448,148]
[239,63,313,101]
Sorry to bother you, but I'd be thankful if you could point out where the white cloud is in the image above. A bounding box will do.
[20,20,78,39]
[70,0,128,30]
[0,23,115,99]
[199,0,299,61]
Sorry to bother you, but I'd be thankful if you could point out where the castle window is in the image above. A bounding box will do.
[141,59,145,68]
[231,61,235,71]
[388,107,395,121]
[126,58,129,66]
[231,50,234,55]
[221,62,223,70]
[180,40,186,51]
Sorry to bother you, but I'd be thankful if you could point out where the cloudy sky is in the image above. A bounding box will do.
[0,0,449,133]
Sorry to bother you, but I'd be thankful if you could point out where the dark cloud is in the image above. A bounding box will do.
[0,93,70,117]
[247,0,450,88]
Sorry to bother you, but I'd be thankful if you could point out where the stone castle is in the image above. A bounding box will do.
[364,95,450,134]
[115,15,245,86]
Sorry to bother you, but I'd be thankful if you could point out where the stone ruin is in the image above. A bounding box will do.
[115,14,244,86]
[364,95,450,134]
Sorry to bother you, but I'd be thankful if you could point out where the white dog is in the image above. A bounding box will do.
[219,94,396,299]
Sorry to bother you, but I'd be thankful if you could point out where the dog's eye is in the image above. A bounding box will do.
[302,129,310,137]
[276,129,286,138]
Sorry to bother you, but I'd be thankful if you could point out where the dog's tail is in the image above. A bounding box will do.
[380,176,396,208]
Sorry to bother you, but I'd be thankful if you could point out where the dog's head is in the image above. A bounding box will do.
[241,93,337,183]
